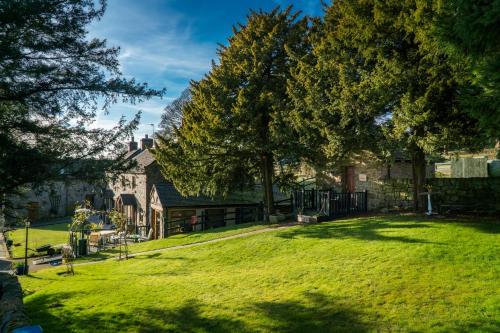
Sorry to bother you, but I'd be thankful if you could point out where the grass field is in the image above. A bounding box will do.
[7,220,70,258]
[20,215,500,332]
[76,222,272,262]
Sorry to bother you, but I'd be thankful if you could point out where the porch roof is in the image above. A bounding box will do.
[118,193,137,206]
[153,183,258,209]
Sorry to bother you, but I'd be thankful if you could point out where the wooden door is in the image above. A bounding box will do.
[344,166,355,193]
[151,209,161,240]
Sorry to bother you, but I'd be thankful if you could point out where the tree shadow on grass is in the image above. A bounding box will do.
[277,217,438,244]
[25,292,247,333]
[437,217,500,235]
[252,291,371,332]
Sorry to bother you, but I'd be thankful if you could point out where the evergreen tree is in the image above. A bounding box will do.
[0,0,164,200]
[155,7,308,220]
[290,0,486,210]
[437,0,500,141]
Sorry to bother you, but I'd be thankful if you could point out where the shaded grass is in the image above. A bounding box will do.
[76,222,270,262]
[21,215,500,332]
[7,221,69,258]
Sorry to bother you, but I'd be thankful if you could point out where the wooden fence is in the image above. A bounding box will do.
[165,207,259,236]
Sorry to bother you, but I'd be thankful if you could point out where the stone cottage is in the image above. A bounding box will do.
[107,135,163,235]
[109,136,262,237]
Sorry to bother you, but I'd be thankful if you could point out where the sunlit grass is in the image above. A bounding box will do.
[21,215,500,332]
[7,221,69,258]
[76,222,271,262]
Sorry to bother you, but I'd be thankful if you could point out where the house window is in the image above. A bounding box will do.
[132,176,136,189]
[121,176,126,188]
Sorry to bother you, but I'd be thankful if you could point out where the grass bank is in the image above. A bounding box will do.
[21,215,500,332]
[75,222,271,262]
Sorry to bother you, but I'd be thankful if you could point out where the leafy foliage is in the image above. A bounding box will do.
[108,208,129,259]
[291,0,487,209]
[155,7,309,216]
[0,0,164,200]
[108,209,128,234]
[70,204,94,232]
[436,0,500,141]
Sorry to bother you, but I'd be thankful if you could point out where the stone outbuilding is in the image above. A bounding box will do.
[149,183,260,239]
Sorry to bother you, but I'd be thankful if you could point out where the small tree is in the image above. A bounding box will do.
[108,209,129,260]
[69,203,94,257]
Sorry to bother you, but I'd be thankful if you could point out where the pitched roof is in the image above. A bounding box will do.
[124,149,142,161]
[131,149,156,172]
[103,189,114,198]
[119,193,137,206]
[153,183,258,208]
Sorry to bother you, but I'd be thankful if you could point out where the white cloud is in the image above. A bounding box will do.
[86,0,214,134]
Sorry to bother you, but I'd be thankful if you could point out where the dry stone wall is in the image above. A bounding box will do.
[0,273,32,332]
[428,178,500,213]
[366,177,500,213]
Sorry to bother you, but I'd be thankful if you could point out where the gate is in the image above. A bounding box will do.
[294,189,368,218]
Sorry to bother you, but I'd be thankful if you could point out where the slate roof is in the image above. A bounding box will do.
[103,189,115,198]
[133,149,156,171]
[124,149,142,161]
[119,193,137,206]
[153,183,259,208]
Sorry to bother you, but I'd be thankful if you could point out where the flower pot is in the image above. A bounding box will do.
[16,264,28,275]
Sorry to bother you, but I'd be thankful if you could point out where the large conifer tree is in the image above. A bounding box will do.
[437,0,500,142]
[155,7,308,220]
[290,0,486,210]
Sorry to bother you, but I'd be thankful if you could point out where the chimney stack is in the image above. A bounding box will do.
[128,136,138,152]
[141,134,153,150]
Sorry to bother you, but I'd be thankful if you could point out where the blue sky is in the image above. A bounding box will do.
[88,0,324,139]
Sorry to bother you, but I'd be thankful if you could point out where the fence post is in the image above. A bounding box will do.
[201,210,205,231]
[364,189,368,212]
[301,189,305,213]
[328,190,333,217]
[312,189,316,211]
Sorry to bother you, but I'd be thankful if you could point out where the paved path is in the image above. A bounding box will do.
[72,222,299,268]
[0,233,13,272]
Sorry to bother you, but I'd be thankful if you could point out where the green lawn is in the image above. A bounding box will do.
[21,215,500,332]
[76,222,272,262]
[7,220,70,258]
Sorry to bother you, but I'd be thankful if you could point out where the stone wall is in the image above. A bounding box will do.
[0,273,32,331]
[428,178,500,213]
[364,177,500,213]
[7,180,105,223]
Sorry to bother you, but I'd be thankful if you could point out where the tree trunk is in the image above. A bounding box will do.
[261,153,275,223]
[411,146,426,212]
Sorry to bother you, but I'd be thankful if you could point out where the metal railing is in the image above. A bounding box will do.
[294,189,368,217]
